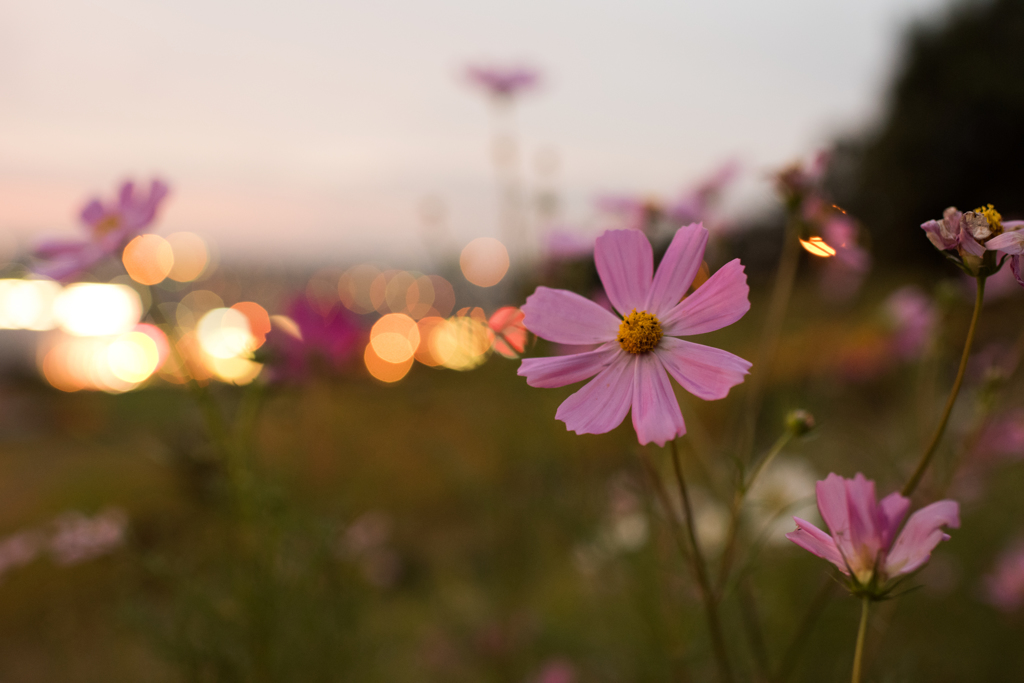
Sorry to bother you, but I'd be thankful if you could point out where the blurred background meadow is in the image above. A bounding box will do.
[1,0,1024,680]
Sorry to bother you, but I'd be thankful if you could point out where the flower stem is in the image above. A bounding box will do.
[901,275,986,497]
[670,440,735,683]
[739,211,802,461]
[716,429,795,592]
[851,596,870,683]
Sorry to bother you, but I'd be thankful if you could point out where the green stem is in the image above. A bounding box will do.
[739,211,802,461]
[670,440,734,683]
[716,429,794,592]
[851,597,870,683]
[901,275,985,497]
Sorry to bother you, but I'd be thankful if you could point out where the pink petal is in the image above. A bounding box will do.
[521,286,620,345]
[655,337,750,400]
[787,517,848,574]
[958,228,985,257]
[660,259,750,336]
[34,238,88,259]
[518,342,620,388]
[79,200,106,226]
[987,230,1024,255]
[594,230,652,315]
[877,491,911,549]
[554,351,635,436]
[844,473,882,560]
[644,223,708,317]
[630,353,685,446]
[816,474,855,560]
[1011,255,1023,287]
[884,500,960,577]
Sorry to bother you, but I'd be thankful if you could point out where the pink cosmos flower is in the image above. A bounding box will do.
[985,540,1024,611]
[263,298,364,383]
[883,285,938,360]
[922,205,1024,283]
[33,179,169,282]
[465,65,540,99]
[787,473,960,594]
[518,224,752,447]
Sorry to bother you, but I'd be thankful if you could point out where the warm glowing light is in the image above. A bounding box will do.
[428,276,456,317]
[364,342,413,383]
[53,284,142,337]
[231,302,271,348]
[270,314,302,340]
[489,306,528,358]
[165,232,209,282]
[123,234,174,285]
[405,275,435,319]
[107,331,161,383]
[204,355,263,385]
[0,279,61,330]
[414,316,447,366]
[799,236,837,258]
[196,308,255,359]
[369,313,420,364]
[430,315,493,370]
[176,290,224,330]
[338,264,381,314]
[460,237,510,287]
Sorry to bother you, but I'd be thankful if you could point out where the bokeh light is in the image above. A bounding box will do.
[414,316,448,367]
[39,327,166,394]
[176,290,225,330]
[338,264,381,314]
[430,312,493,371]
[107,331,161,383]
[369,313,420,364]
[165,232,209,282]
[364,342,413,383]
[0,279,61,330]
[123,234,174,285]
[196,308,256,359]
[799,236,837,257]
[231,302,271,349]
[307,268,343,315]
[53,284,142,337]
[460,237,510,287]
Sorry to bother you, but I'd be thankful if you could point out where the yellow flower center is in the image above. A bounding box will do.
[975,203,1003,233]
[93,215,122,237]
[618,309,663,354]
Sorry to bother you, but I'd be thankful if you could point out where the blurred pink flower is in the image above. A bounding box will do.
[33,179,169,281]
[0,532,44,579]
[528,659,577,683]
[775,151,829,204]
[817,214,871,301]
[986,540,1024,611]
[49,509,127,566]
[465,64,540,98]
[519,225,751,447]
[264,298,364,383]
[787,473,959,594]
[665,160,739,226]
[883,285,938,360]
[972,410,1024,462]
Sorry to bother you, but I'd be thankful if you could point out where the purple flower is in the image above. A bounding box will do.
[775,151,829,205]
[787,473,959,596]
[986,540,1024,611]
[883,286,938,360]
[264,298,364,383]
[465,65,540,99]
[518,224,752,447]
[922,204,1024,283]
[33,179,169,281]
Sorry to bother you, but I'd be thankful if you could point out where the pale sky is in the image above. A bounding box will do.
[0,0,953,266]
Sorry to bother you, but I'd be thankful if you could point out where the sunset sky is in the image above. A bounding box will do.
[0,0,952,266]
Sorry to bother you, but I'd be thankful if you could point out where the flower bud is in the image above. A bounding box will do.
[785,409,815,436]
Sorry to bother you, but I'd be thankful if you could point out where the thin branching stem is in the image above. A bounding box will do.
[670,440,734,683]
[901,275,986,497]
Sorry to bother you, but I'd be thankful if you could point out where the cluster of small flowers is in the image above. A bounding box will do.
[0,508,127,581]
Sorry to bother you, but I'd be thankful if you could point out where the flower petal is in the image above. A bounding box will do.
[644,223,708,317]
[1011,255,1024,287]
[555,351,634,436]
[816,474,854,560]
[877,491,911,549]
[958,228,986,257]
[987,230,1024,255]
[660,259,750,336]
[594,229,653,315]
[787,517,848,574]
[521,286,620,345]
[518,342,620,388]
[921,219,957,251]
[655,337,750,400]
[884,500,960,577]
[844,473,882,561]
[630,353,685,446]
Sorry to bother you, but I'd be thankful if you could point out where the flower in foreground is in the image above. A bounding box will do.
[921,204,1024,284]
[518,224,752,446]
[787,473,960,597]
[33,179,169,281]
